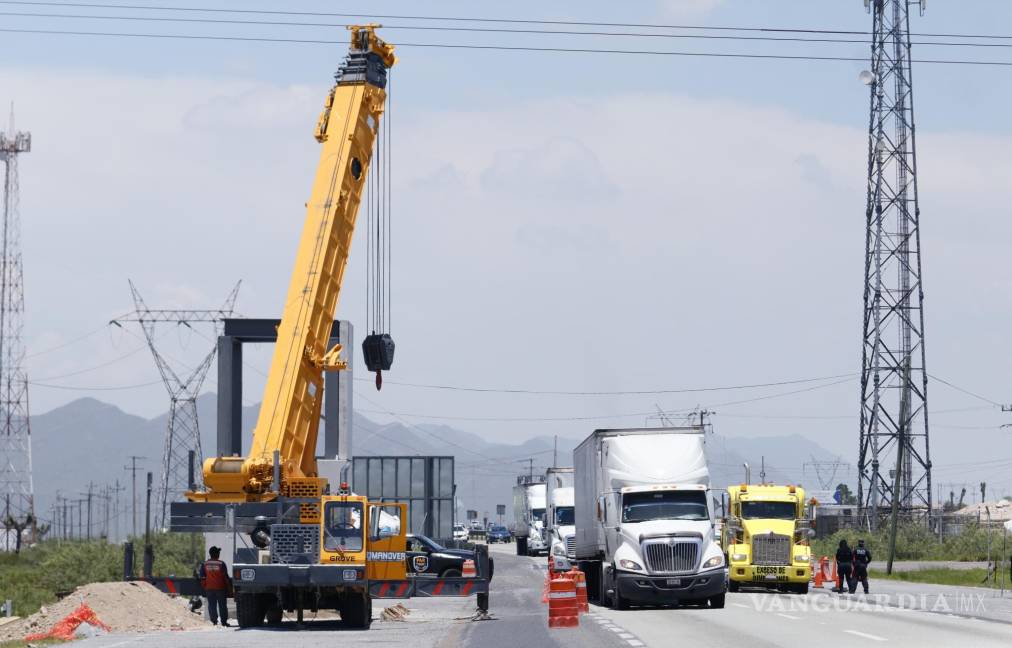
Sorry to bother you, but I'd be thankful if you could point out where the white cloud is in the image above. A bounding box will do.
[2,65,1011,482]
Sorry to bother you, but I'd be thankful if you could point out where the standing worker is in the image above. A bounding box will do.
[851,539,872,594]
[199,546,232,626]
[834,539,854,594]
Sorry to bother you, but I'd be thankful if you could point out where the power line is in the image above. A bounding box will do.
[352,372,856,396]
[928,374,1004,407]
[3,27,1012,67]
[6,11,1012,50]
[0,2,1007,41]
[358,377,854,423]
[28,378,163,390]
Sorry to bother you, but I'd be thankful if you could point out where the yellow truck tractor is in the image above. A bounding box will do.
[721,483,814,594]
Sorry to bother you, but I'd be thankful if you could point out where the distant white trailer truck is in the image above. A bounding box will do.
[573,427,727,609]
[544,467,575,572]
[512,476,547,556]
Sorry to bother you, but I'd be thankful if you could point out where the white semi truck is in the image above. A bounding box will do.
[544,467,575,572]
[573,427,727,609]
[512,475,547,556]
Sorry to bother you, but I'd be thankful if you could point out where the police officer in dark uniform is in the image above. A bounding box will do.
[851,539,872,594]
[834,539,854,594]
[199,546,232,626]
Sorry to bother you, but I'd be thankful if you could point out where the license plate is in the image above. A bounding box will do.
[240,568,256,581]
[666,579,681,586]
[764,574,777,580]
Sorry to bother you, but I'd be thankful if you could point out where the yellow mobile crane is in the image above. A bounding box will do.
[170,26,490,629]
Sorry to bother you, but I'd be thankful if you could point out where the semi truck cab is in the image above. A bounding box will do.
[602,484,726,608]
[722,484,813,593]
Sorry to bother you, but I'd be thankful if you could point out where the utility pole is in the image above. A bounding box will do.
[857,0,932,542]
[0,108,34,551]
[112,284,239,527]
[553,435,557,468]
[124,455,145,539]
[143,471,153,578]
[84,483,94,540]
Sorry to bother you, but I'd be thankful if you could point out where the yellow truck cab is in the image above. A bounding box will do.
[722,484,813,593]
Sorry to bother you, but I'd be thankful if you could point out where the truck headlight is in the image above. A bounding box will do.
[618,559,643,571]
[703,556,724,569]
[553,544,566,556]
[794,554,810,563]
[731,553,747,562]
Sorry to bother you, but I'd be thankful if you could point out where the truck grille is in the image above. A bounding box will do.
[270,524,320,564]
[751,533,791,566]
[642,540,699,574]
[565,535,575,557]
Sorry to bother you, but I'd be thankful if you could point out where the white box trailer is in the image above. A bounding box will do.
[512,476,547,556]
[573,427,727,609]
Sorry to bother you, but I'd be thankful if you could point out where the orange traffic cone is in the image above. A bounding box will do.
[462,559,477,578]
[547,577,579,628]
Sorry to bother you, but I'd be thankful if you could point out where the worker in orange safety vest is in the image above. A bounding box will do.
[199,546,232,626]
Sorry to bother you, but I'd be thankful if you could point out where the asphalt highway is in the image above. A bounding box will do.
[67,541,1012,648]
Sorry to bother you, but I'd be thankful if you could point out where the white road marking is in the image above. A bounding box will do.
[618,633,634,639]
[845,630,887,642]
[732,603,750,609]
[626,641,645,647]
[777,613,800,620]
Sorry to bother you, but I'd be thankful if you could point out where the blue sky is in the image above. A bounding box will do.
[4,0,1012,492]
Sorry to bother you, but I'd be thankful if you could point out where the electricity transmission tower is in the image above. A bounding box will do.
[803,457,851,491]
[0,108,34,551]
[857,0,932,527]
[113,281,239,527]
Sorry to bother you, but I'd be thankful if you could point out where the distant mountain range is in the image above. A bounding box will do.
[28,396,842,536]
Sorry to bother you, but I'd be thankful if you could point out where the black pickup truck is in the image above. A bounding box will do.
[405,534,494,580]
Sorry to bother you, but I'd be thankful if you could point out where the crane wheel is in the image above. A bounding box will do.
[265,604,284,625]
[341,593,372,629]
[236,593,265,628]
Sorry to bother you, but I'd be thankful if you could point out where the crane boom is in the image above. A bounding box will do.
[195,25,396,502]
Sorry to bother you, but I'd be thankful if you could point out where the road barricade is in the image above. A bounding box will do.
[547,577,579,628]
[567,568,589,613]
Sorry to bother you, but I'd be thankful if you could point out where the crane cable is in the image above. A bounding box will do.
[365,72,392,337]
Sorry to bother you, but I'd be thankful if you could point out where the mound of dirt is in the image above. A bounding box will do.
[0,581,209,641]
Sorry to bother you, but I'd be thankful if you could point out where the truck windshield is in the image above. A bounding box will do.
[555,506,575,526]
[323,501,364,552]
[532,508,546,524]
[741,501,796,520]
[622,491,708,523]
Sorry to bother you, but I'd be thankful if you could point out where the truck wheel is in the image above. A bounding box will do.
[728,580,740,593]
[236,593,264,628]
[607,571,629,610]
[516,537,527,556]
[708,593,726,609]
[342,593,372,629]
[793,583,809,595]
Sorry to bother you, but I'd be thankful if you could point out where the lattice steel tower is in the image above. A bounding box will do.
[0,110,34,550]
[114,281,239,527]
[857,0,931,524]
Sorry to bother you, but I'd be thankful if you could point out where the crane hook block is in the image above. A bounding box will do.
[362,332,395,373]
